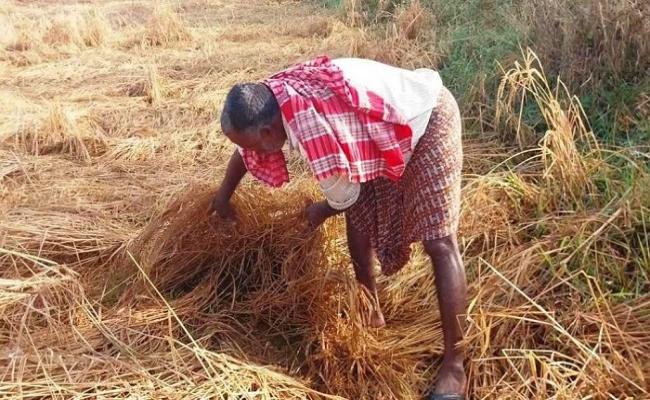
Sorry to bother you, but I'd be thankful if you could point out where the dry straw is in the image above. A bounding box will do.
[141,4,193,47]
[3,102,107,162]
[0,0,647,397]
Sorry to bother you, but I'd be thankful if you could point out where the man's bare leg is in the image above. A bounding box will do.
[345,214,385,328]
[423,235,467,396]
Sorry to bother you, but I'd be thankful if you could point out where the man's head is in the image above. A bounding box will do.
[220,83,286,153]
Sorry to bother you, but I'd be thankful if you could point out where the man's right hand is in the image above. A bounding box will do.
[207,150,248,221]
[208,194,237,221]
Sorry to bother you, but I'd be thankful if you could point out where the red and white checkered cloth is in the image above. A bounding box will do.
[239,56,413,187]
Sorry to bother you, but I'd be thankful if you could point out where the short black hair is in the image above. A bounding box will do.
[221,83,280,133]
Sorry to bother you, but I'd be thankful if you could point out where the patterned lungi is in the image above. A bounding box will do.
[346,86,463,275]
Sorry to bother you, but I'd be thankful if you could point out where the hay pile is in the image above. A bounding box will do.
[1,0,648,399]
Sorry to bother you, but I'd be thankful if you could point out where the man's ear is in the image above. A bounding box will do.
[259,125,273,139]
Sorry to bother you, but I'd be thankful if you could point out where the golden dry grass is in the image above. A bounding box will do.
[0,0,648,399]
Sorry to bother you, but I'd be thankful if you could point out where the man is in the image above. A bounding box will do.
[209,56,467,399]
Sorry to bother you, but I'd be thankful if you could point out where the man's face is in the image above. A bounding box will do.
[225,120,286,154]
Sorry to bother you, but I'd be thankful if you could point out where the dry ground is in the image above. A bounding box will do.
[1,0,648,399]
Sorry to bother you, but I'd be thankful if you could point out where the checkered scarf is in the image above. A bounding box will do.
[239,56,413,187]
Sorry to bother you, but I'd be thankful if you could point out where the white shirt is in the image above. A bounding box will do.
[286,58,443,210]
[332,58,442,153]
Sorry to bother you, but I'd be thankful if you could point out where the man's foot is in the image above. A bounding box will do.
[432,359,466,395]
[369,309,386,328]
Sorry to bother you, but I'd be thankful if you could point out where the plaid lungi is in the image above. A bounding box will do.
[346,86,463,275]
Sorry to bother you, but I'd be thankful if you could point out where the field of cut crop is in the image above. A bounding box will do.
[1,0,648,399]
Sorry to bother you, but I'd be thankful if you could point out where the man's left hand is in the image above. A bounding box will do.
[305,200,334,229]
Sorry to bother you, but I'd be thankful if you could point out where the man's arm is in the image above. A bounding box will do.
[306,200,345,228]
[209,149,247,219]
[306,175,360,228]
